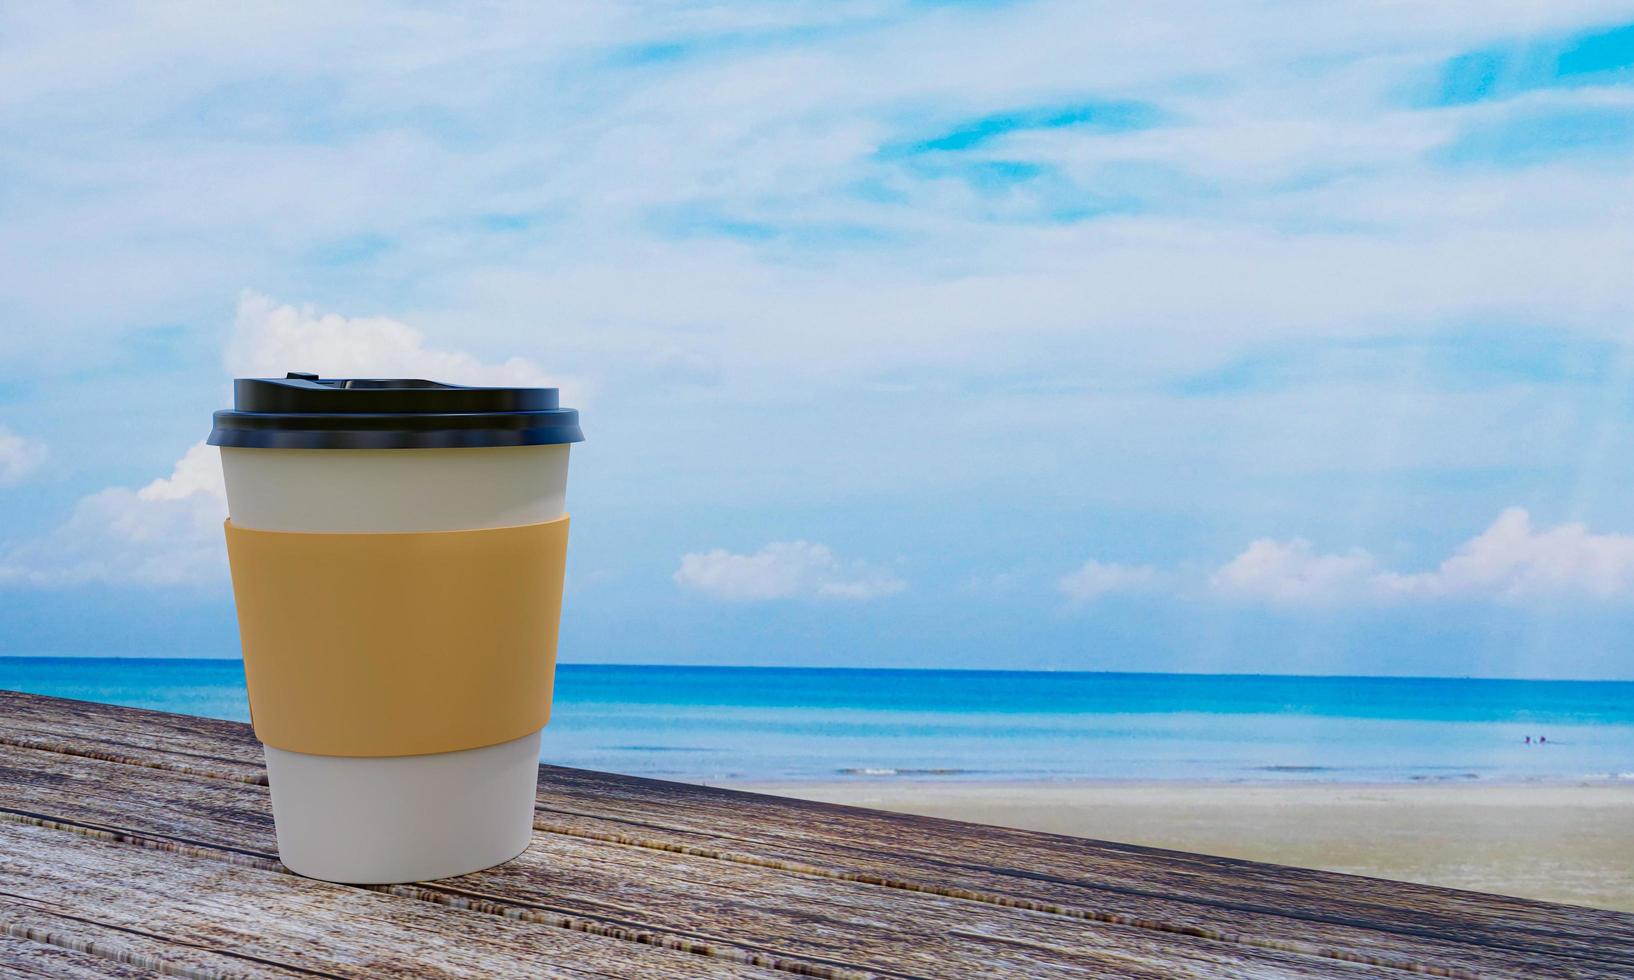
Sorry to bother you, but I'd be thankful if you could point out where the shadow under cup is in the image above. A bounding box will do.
[209,375,583,884]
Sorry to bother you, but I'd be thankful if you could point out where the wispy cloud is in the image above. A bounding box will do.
[1057,560,1159,603]
[0,426,47,486]
[675,541,905,601]
[1433,20,1634,106]
[886,100,1161,156]
[1170,326,1619,397]
[1435,100,1634,168]
[8,0,1633,381]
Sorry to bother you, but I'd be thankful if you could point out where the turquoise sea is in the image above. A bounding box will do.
[3,657,1632,783]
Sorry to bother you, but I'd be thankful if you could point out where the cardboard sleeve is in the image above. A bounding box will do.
[224,516,569,758]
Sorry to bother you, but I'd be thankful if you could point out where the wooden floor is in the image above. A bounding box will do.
[0,691,1628,979]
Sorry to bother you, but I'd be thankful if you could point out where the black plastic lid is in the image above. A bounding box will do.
[207,373,584,450]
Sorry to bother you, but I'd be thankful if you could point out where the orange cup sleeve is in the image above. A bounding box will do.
[224,516,568,758]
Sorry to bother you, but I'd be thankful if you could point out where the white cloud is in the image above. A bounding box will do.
[1210,508,1634,605]
[0,426,47,486]
[1381,507,1634,602]
[1209,538,1381,605]
[674,540,905,601]
[1057,560,1159,603]
[229,292,580,394]
[135,440,226,503]
[0,441,226,587]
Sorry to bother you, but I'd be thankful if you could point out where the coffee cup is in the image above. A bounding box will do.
[210,373,583,883]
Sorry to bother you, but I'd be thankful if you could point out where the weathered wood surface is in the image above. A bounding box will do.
[0,691,1627,979]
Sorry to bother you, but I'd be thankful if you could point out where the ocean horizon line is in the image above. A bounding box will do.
[3,654,1632,687]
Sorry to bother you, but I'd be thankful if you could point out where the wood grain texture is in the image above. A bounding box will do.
[0,821,782,980]
[0,690,265,784]
[0,739,1392,979]
[0,933,182,980]
[2,904,313,979]
[1,689,1628,980]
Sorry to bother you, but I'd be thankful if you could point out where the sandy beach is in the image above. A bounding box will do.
[729,780,1634,912]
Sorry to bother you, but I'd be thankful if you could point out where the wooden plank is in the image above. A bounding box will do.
[2,904,309,978]
[0,932,169,979]
[0,741,1403,979]
[0,820,783,980]
[4,690,1628,978]
[0,691,264,785]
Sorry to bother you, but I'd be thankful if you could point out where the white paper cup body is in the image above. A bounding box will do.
[221,444,568,883]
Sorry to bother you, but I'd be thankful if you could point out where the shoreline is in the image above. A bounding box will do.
[712,773,1634,786]
[718,779,1634,912]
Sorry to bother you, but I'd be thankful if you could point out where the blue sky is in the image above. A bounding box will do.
[3,2,1634,678]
